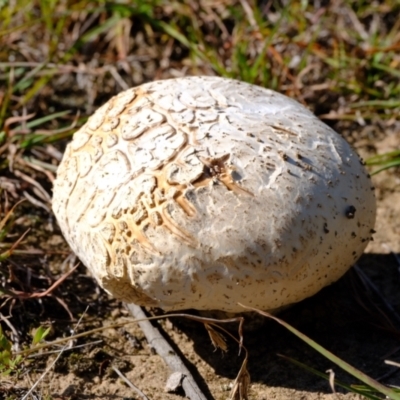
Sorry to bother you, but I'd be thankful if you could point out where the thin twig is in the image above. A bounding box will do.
[13,169,52,202]
[354,264,400,325]
[239,0,258,30]
[14,312,240,356]
[27,340,103,358]
[21,341,66,400]
[126,303,209,400]
[111,365,150,400]
[385,360,400,368]
[382,243,400,271]
[22,190,51,213]
[4,263,79,299]
[21,308,88,400]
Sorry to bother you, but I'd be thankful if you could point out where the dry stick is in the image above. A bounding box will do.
[126,303,209,400]
[112,365,150,400]
[21,341,66,400]
[354,264,400,325]
[21,308,89,400]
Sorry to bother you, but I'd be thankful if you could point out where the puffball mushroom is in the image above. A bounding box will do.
[52,76,376,314]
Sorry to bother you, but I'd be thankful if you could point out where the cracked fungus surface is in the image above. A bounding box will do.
[52,76,376,313]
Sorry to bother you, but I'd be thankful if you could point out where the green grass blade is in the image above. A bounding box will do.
[350,100,400,109]
[279,354,385,400]
[32,326,51,346]
[12,62,48,93]
[240,305,400,400]
[366,150,400,175]
[372,62,400,79]
[370,161,400,175]
[366,150,400,165]
[23,110,71,129]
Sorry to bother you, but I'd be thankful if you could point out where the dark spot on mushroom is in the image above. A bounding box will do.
[279,151,288,161]
[231,170,242,181]
[323,223,329,233]
[370,229,376,234]
[345,205,356,219]
[351,232,356,238]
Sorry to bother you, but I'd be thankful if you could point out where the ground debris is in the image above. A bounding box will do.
[165,371,185,393]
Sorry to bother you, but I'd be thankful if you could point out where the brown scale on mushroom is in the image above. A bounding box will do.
[53,76,376,313]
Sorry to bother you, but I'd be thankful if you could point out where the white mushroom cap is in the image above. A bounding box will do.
[52,76,376,313]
